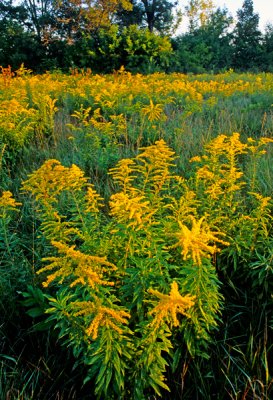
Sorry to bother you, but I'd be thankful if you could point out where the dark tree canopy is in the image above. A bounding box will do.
[262,23,273,71]
[233,0,262,70]
[173,7,233,73]
[0,0,272,73]
[115,0,181,34]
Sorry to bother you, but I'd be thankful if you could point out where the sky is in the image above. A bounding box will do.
[214,0,273,29]
[178,0,273,32]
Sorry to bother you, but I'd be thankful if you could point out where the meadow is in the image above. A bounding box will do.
[0,66,273,399]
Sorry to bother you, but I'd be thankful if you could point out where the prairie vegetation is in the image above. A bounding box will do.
[1,67,273,399]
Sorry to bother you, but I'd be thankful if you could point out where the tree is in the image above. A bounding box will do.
[185,0,215,31]
[172,7,233,73]
[233,0,262,70]
[262,23,273,71]
[115,0,143,28]
[116,0,181,35]
[0,0,135,71]
[13,1,133,45]
[0,0,43,69]
[21,0,55,42]
[140,0,179,33]
[202,7,233,70]
[61,0,133,32]
[70,24,173,73]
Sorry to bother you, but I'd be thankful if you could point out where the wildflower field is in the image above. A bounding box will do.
[1,66,273,399]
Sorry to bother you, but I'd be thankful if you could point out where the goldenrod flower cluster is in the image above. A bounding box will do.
[22,159,87,206]
[86,305,130,339]
[109,192,154,229]
[40,241,116,289]
[0,191,21,209]
[109,158,137,192]
[191,133,250,201]
[136,139,176,193]
[85,186,104,214]
[71,297,130,340]
[0,191,21,217]
[141,99,166,122]
[148,281,196,329]
[170,216,229,266]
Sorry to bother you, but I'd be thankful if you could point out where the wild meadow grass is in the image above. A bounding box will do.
[0,67,273,399]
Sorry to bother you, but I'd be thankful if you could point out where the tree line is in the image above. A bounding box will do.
[0,0,272,73]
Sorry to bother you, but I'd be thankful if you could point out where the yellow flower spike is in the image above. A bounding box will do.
[196,166,216,180]
[137,139,176,167]
[22,160,88,206]
[170,216,229,266]
[250,192,272,210]
[87,313,104,339]
[109,192,154,229]
[85,186,104,213]
[204,132,248,159]
[0,191,21,210]
[190,155,202,163]
[204,180,225,199]
[141,99,166,122]
[109,158,137,192]
[148,281,195,329]
[39,241,116,289]
[85,302,131,340]
[136,139,176,194]
[228,132,248,155]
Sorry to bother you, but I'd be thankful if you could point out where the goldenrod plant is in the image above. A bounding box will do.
[19,132,273,398]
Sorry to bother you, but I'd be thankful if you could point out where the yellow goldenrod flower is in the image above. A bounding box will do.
[196,166,216,180]
[148,281,195,329]
[250,192,272,210]
[170,216,229,266]
[86,306,130,339]
[190,155,202,163]
[40,241,116,288]
[0,191,21,210]
[74,298,131,340]
[136,139,176,193]
[137,139,175,168]
[22,160,87,206]
[247,137,273,155]
[109,192,154,229]
[228,132,248,155]
[85,186,104,213]
[109,158,137,192]
[141,99,166,122]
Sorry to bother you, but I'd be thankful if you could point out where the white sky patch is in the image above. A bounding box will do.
[177,0,273,33]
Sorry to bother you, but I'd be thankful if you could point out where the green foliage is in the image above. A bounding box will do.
[172,7,233,73]
[0,97,36,151]
[119,25,173,72]
[233,0,263,70]
[76,25,173,73]
[263,24,273,72]
[116,0,180,35]
[0,1,43,70]
[0,0,272,73]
